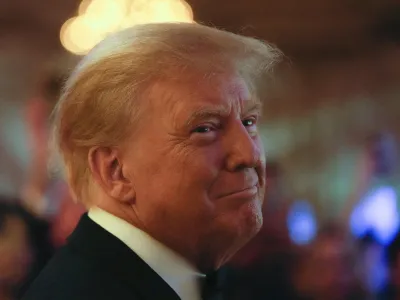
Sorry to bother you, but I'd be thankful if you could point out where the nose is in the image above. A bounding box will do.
[224,122,263,172]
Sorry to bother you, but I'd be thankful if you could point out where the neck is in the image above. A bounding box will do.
[92,203,219,273]
[95,202,146,231]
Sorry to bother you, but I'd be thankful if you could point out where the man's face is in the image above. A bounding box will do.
[122,74,266,270]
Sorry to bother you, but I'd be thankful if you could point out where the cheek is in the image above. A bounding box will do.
[126,131,226,216]
[181,146,225,196]
[255,135,265,160]
[161,143,222,183]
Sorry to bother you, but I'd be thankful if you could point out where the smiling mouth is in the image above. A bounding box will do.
[219,184,259,198]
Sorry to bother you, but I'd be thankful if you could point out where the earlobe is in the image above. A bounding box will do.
[119,186,136,204]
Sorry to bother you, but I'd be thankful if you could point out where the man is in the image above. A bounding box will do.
[22,23,283,300]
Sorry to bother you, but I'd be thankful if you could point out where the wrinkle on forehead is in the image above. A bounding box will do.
[146,73,261,127]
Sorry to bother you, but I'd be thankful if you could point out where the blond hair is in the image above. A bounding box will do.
[51,22,284,204]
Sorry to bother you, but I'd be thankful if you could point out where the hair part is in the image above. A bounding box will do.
[50,22,284,205]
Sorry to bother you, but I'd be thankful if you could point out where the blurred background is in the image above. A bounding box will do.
[1,0,400,299]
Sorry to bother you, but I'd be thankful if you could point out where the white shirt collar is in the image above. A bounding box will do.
[88,207,204,300]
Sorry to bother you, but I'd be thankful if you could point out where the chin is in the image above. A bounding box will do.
[227,199,263,257]
[239,198,263,234]
[204,199,263,270]
[215,223,262,269]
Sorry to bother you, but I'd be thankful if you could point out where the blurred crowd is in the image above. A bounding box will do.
[222,144,400,300]
[0,73,399,300]
[0,75,85,300]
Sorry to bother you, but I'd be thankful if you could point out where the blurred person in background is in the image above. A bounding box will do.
[347,132,399,243]
[378,230,400,300]
[0,197,53,300]
[355,232,388,300]
[22,23,284,300]
[291,223,366,300]
[347,133,400,298]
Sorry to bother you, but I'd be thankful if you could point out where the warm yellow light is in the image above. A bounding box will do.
[60,16,105,55]
[86,0,126,27]
[60,17,80,55]
[61,0,194,55]
[125,0,193,25]
[85,0,125,33]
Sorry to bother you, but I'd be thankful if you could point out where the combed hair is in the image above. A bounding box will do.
[51,22,284,205]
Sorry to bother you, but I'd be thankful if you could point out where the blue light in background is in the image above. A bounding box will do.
[350,185,399,245]
[287,200,317,245]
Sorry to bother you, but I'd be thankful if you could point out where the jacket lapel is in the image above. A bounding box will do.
[68,214,181,300]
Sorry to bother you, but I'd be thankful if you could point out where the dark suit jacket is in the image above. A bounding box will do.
[21,214,182,300]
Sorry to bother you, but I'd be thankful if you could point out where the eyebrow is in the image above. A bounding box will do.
[185,107,230,128]
[184,101,262,127]
[244,102,263,114]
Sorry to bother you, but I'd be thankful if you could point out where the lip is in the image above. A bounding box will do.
[218,184,258,199]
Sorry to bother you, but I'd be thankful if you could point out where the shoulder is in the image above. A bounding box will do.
[21,245,140,300]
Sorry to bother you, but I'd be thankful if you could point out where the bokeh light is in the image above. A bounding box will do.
[350,185,399,245]
[287,200,318,245]
[60,0,194,55]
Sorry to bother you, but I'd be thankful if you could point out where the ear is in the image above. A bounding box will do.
[88,147,135,203]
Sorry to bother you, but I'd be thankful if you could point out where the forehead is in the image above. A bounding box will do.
[150,74,259,116]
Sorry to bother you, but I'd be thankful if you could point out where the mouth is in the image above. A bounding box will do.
[218,184,259,199]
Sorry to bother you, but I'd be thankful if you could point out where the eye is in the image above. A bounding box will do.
[242,117,257,127]
[192,125,215,134]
